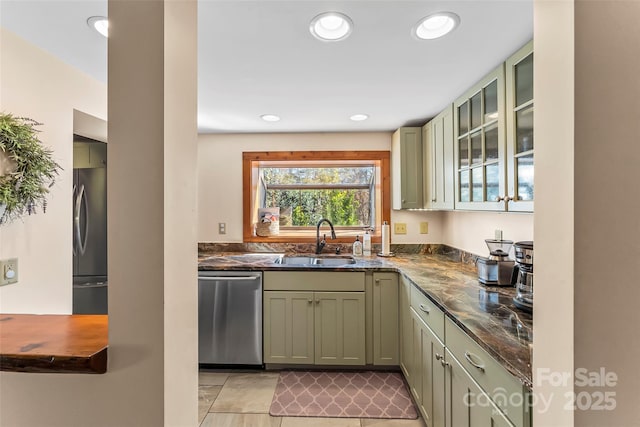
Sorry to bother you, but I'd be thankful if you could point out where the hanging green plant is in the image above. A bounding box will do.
[0,113,62,225]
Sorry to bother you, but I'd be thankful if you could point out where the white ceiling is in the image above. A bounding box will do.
[1,0,533,134]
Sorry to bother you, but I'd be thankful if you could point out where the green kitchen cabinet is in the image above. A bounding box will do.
[446,348,515,427]
[424,105,455,210]
[399,275,414,383]
[453,40,533,213]
[445,317,528,427]
[263,272,366,366]
[505,40,534,212]
[454,64,507,211]
[314,292,366,365]
[399,280,529,427]
[412,309,447,427]
[392,127,423,209]
[371,272,399,365]
[263,291,315,364]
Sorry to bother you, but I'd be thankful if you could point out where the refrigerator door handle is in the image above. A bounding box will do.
[72,184,78,256]
[75,184,89,255]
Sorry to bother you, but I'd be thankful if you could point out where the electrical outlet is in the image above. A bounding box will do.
[394,223,407,234]
[494,229,503,240]
[420,222,429,234]
[0,258,18,286]
[218,223,226,235]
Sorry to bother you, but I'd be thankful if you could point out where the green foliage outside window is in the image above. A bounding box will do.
[262,166,373,227]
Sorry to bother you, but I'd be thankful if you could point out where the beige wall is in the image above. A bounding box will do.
[198,132,445,245]
[0,1,198,425]
[441,211,533,256]
[573,0,640,424]
[0,28,107,314]
[533,1,575,425]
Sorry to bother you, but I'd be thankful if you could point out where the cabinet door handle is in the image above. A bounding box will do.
[435,353,443,361]
[464,351,486,372]
[419,304,430,314]
[308,299,313,304]
[440,359,450,368]
[505,196,514,202]
[315,299,320,304]
[496,195,504,202]
[375,279,380,284]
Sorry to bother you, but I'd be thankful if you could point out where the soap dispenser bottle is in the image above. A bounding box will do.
[363,229,372,256]
[352,235,363,256]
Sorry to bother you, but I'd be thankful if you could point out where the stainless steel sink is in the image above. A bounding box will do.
[273,256,316,265]
[274,255,356,266]
[312,256,356,266]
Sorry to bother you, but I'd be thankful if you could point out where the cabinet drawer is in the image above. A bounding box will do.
[410,285,444,340]
[445,317,525,427]
[264,271,365,291]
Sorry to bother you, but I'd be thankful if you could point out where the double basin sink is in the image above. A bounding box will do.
[274,254,356,266]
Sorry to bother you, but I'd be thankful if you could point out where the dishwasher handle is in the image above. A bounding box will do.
[199,275,260,281]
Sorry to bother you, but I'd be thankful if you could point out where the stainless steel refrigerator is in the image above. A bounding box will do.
[72,139,108,314]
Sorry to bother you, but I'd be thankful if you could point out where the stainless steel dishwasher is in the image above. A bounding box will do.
[198,271,263,366]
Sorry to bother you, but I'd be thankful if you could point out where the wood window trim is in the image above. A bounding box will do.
[243,151,391,243]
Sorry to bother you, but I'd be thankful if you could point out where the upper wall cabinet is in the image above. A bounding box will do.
[392,127,423,209]
[423,105,455,210]
[453,40,534,212]
[506,40,534,212]
[454,65,507,211]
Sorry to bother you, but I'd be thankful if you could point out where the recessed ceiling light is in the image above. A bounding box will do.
[414,12,460,40]
[309,12,353,41]
[261,114,281,122]
[87,16,109,38]
[350,114,369,122]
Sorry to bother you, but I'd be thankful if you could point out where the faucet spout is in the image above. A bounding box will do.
[316,218,337,254]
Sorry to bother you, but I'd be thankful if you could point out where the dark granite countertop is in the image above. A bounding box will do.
[198,252,533,388]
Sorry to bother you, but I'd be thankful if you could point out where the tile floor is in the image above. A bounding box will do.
[199,370,427,427]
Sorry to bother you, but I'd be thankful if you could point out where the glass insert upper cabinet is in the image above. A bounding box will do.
[454,64,506,211]
[506,40,534,212]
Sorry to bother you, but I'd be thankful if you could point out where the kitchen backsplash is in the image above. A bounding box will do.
[198,242,479,267]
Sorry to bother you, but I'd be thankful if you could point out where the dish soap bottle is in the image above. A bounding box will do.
[352,235,363,256]
[363,229,372,256]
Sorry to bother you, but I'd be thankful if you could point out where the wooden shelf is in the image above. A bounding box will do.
[0,314,108,374]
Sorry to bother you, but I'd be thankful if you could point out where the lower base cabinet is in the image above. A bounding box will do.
[372,272,399,365]
[411,309,446,427]
[263,291,314,364]
[403,285,528,427]
[264,290,365,365]
[314,292,366,365]
[447,348,514,427]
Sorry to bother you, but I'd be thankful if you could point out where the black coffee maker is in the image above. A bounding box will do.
[512,241,533,312]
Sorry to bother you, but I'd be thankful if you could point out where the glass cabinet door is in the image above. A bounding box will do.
[506,41,534,212]
[454,65,506,210]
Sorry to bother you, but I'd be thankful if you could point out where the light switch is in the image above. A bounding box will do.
[218,223,226,235]
[0,258,18,286]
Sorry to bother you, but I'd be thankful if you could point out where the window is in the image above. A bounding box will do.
[243,151,390,243]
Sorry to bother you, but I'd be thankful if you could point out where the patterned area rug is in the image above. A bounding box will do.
[269,371,418,419]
